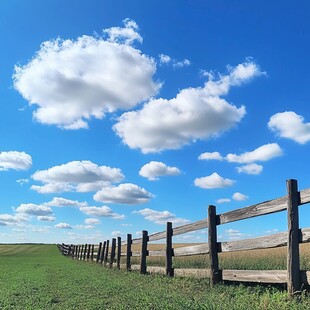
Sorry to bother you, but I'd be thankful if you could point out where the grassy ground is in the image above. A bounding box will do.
[0,244,310,309]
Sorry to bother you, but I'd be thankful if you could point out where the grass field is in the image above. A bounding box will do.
[0,244,310,309]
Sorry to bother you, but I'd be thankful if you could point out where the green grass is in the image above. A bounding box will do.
[0,244,310,309]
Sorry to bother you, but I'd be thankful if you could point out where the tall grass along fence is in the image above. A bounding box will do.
[58,179,310,297]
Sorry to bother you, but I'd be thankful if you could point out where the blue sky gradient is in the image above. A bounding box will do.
[0,0,310,243]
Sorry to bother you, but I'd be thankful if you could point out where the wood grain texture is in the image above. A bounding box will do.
[173,243,209,256]
[222,270,287,283]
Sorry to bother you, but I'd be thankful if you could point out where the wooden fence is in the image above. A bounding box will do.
[58,179,310,296]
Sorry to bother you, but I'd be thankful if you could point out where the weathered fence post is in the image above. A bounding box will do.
[140,230,149,274]
[110,238,116,268]
[100,241,106,264]
[287,179,301,296]
[83,244,87,260]
[166,222,174,277]
[87,244,91,261]
[126,234,132,271]
[97,242,102,263]
[208,205,220,285]
[91,244,94,261]
[104,240,110,266]
[80,245,84,260]
[117,237,121,269]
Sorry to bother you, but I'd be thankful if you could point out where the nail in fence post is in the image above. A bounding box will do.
[117,237,121,269]
[104,240,110,266]
[110,238,116,268]
[100,241,106,264]
[97,242,102,263]
[287,179,301,297]
[126,234,132,271]
[140,230,148,274]
[208,205,220,285]
[166,222,174,277]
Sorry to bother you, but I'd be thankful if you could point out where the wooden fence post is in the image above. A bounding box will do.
[83,244,87,260]
[117,237,121,269]
[104,240,110,266]
[91,244,94,261]
[97,242,102,263]
[287,179,301,296]
[208,205,220,285]
[100,241,106,264]
[126,234,132,271]
[140,230,149,274]
[80,245,84,260]
[166,222,174,277]
[87,244,91,261]
[110,238,116,268]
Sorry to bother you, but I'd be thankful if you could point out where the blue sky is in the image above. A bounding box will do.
[1,0,310,244]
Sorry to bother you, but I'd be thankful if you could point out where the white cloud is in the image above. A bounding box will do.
[268,111,310,144]
[75,225,94,230]
[45,197,87,208]
[0,151,32,171]
[194,172,235,189]
[94,183,154,205]
[55,222,73,229]
[139,161,181,181]
[85,218,100,225]
[232,192,248,201]
[198,152,223,161]
[111,231,122,237]
[216,198,231,204]
[173,59,191,68]
[13,19,160,129]
[17,178,29,185]
[31,160,124,194]
[225,228,245,240]
[114,60,263,153]
[159,54,171,64]
[15,203,53,216]
[104,18,142,44]
[79,206,124,220]
[37,216,56,222]
[0,214,28,226]
[236,163,263,175]
[226,143,283,163]
[133,208,189,225]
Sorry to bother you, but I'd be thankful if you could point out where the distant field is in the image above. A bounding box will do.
[0,244,310,309]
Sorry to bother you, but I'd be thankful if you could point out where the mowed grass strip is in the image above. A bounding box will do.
[0,244,310,309]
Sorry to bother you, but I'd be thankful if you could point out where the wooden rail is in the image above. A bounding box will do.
[58,179,310,297]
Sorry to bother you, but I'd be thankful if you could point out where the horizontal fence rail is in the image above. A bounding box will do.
[58,179,310,297]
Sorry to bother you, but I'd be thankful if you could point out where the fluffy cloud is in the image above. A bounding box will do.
[85,218,100,225]
[198,152,223,161]
[45,197,87,208]
[194,172,235,189]
[133,208,189,225]
[94,183,154,205]
[236,163,263,175]
[268,111,310,144]
[31,160,124,194]
[37,216,56,222]
[216,198,231,204]
[114,60,263,153]
[55,223,73,229]
[232,192,248,201]
[0,151,32,171]
[79,206,124,220]
[139,161,181,181]
[226,143,283,163]
[15,203,53,216]
[0,214,28,226]
[158,54,190,68]
[13,19,160,129]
